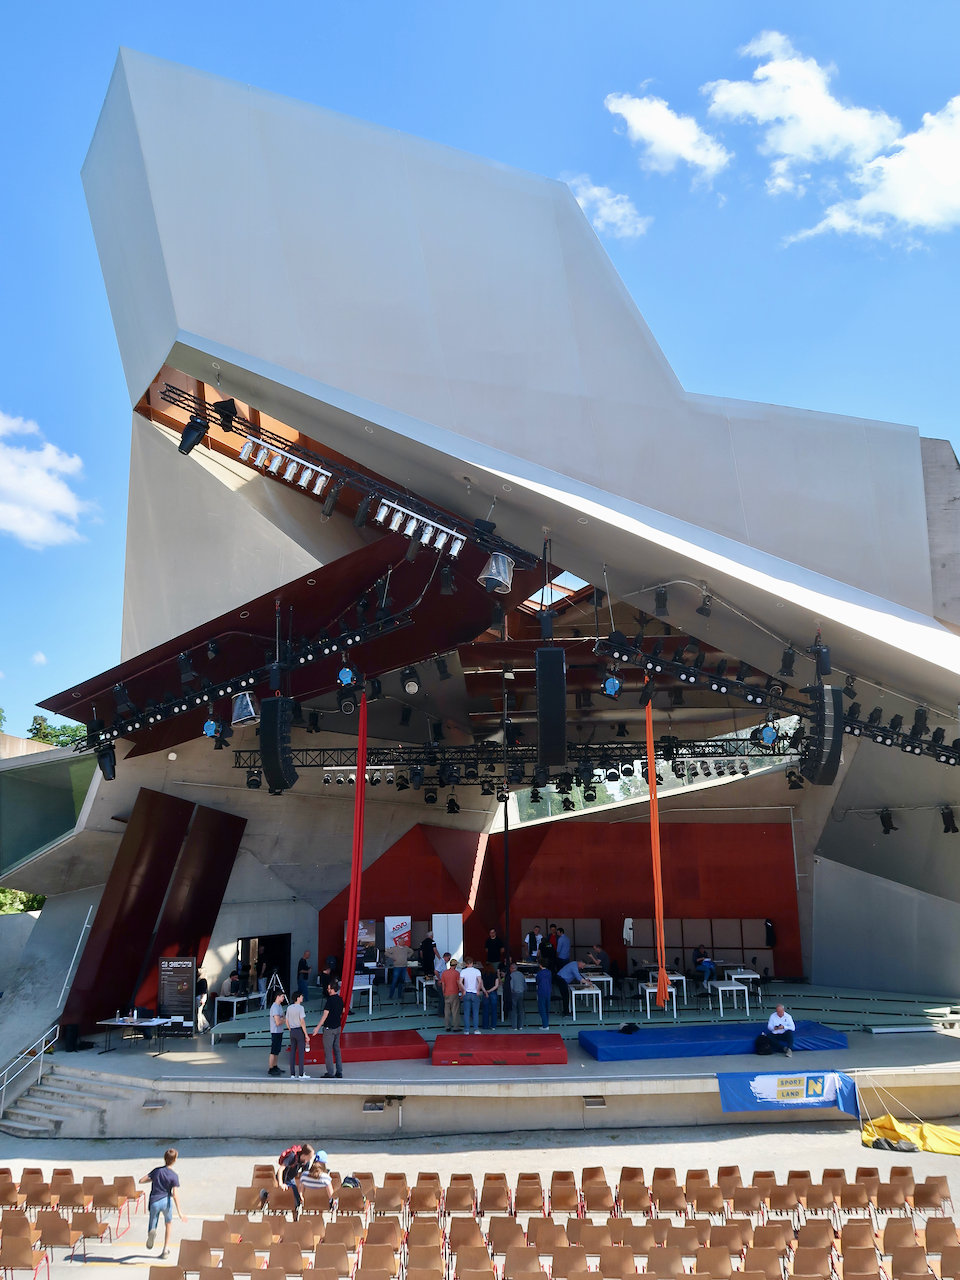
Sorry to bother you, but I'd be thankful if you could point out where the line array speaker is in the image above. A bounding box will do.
[259,696,299,793]
[799,684,844,786]
[536,647,567,767]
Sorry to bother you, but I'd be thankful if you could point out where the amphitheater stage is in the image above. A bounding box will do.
[578,1020,848,1061]
[12,1013,958,1143]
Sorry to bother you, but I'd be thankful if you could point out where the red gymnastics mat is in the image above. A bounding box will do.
[302,1030,429,1065]
[432,1033,567,1066]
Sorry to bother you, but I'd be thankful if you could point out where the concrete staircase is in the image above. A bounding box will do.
[0,1063,157,1138]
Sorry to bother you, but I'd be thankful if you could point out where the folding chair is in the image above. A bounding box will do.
[841,1221,877,1253]
[454,1245,495,1276]
[479,1177,511,1217]
[727,1219,756,1249]
[357,1244,398,1277]
[355,1270,392,1280]
[645,1246,685,1279]
[372,1187,405,1218]
[598,1245,639,1279]
[407,1221,443,1251]
[234,1187,265,1214]
[709,1224,748,1259]
[941,1248,960,1280]
[113,1176,146,1214]
[1,1211,41,1245]
[618,1183,652,1216]
[409,1185,441,1218]
[693,1188,726,1221]
[238,1220,277,1249]
[488,1218,526,1257]
[767,1186,802,1231]
[789,1247,832,1278]
[177,1240,214,1274]
[583,1183,615,1219]
[548,1245,588,1278]
[266,1187,298,1217]
[503,1246,543,1279]
[732,1188,764,1223]
[268,1242,307,1274]
[666,1226,704,1257]
[407,1245,444,1273]
[302,1268,341,1280]
[888,1246,929,1280]
[324,1218,363,1252]
[574,1222,612,1262]
[883,1221,918,1254]
[363,1220,401,1250]
[0,1238,51,1280]
[406,1269,443,1280]
[841,1186,875,1226]
[550,1182,581,1218]
[796,1222,835,1252]
[877,1186,910,1219]
[696,1246,735,1278]
[515,1181,546,1217]
[49,1184,91,1214]
[753,1224,793,1256]
[312,1244,352,1278]
[914,1183,947,1219]
[841,1248,881,1279]
[743,1247,786,1280]
[37,1211,85,1262]
[71,1210,112,1244]
[200,1219,233,1249]
[283,1220,324,1249]
[449,1219,485,1253]
[653,1186,688,1219]
[924,1219,960,1253]
[528,1219,567,1251]
[302,1188,332,1217]
[445,1180,477,1216]
[333,1187,367,1217]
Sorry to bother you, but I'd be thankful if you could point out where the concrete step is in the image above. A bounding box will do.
[7,1100,70,1125]
[0,1116,55,1138]
[29,1085,108,1112]
[46,1065,154,1099]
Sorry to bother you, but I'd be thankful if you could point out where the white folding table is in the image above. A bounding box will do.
[571,986,603,1021]
[707,979,750,1017]
[640,981,677,1019]
[350,974,375,1015]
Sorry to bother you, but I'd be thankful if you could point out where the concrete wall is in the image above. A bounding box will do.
[0,733,54,760]
[811,856,960,996]
[922,436,960,629]
[0,911,39,988]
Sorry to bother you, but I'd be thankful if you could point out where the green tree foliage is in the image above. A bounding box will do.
[0,888,45,914]
[0,704,6,730]
[28,715,86,747]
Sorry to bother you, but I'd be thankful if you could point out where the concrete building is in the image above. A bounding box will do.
[2,49,960,1064]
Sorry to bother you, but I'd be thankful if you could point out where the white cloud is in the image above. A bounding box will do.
[705,31,901,195]
[31,651,48,666]
[0,411,91,549]
[567,175,652,238]
[793,96,960,240]
[604,92,731,178]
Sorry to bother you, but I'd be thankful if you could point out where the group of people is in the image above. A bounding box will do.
[266,978,346,1080]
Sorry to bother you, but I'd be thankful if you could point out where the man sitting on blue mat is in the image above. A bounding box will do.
[760,1003,796,1057]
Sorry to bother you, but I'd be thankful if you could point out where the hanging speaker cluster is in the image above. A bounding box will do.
[259,696,299,794]
[799,684,844,786]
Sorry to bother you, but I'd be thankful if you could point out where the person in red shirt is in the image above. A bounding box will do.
[439,959,464,1030]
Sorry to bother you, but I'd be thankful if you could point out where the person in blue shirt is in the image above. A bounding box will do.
[536,959,553,1028]
[692,945,716,989]
[555,927,571,963]
[140,1148,186,1257]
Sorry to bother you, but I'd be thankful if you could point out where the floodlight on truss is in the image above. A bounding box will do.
[373,499,465,558]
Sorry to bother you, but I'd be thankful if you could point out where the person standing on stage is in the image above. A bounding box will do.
[536,958,553,1028]
[418,930,443,1014]
[267,990,286,1077]
[296,951,311,1001]
[525,925,543,961]
[509,962,526,1029]
[439,958,464,1031]
[312,979,345,1078]
[459,956,483,1034]
[286,991,308,1079]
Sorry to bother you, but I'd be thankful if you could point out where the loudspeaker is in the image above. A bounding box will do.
[799,684,844,786]
[61,1023,80,1052]
[259,696,299,793]
[536,647,567,766]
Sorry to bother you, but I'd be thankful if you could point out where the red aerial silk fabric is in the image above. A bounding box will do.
[338,692,368,1028]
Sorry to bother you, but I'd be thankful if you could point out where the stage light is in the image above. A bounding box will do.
[583,785,597,802]
[239,440,254,461]
[283,460,299,482]
[246,767,262,790]
[889,714,904,733]
[605,764,619,783]
[214,723,232,750]
[621,762,635,778]
[766,677,784,698]
[254,445,269,467]
[786,769,804,791]
[178,413,209,455]
[879,808,898,834]
[739,761,749,776]
[736,662,750,683]
[607,632,633,662]
[529,788,542,804]
[480,778,495,796]
[932,727,946,746]
[449,535,466,558]
[385,771,395,785]
[354,494,373,528]
[671,638,689,664]
[438,762,461,787]
[312,471,331,495]
[374,500,390,524]
[267,453,283,474]
[321,480,343,517]
[231,691,260,726]
[941,806,958,834]
[323,772,333,785]
[599,669,622,700]
[335,773,346,786]
[410,767,424,791]
[440,565,456,596]
[638,681,655,708]
[654,587,668,617]
[424,788,438,805]
[203,718,218,738]
[95,744,116,781]
[696,591,712,618]
[508,761,526,785]
[446,793,460,814]
[112,682,135,717]
[177,652,198,686]
[867,707,883,726]
[562,797,576,812]
[645,639,664,673]
[478,553,515,594]
[845,702,862,729]
[395,773,410,792]
[761,723,779,746]
[297,467,314,489]
[709,665,729,694]
[337,689,357,715]
[211,397,237,430]
[778,649,796,678]
[910,708,929,740]
[337,664,361,688]
[369,771,381,786]
[533,765,549,787]
[401,666,421,695]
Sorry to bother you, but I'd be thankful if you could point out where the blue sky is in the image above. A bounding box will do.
[2,2,959,736]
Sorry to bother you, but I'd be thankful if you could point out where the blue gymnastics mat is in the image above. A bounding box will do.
[578,1020,847,1061]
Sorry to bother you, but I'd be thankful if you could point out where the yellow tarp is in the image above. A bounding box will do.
[862,1112,960,1156]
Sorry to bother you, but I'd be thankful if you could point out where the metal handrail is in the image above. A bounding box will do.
[0,1024,59,1118]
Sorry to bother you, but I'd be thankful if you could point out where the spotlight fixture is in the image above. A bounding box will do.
[621,762,635,778]
[239,440,254,461]
[638,681,655,708]
[95,744,117,781]
[941,806,959,834]
[842,674,857,700]
[562,797,576,812]
[400,666,421,696]
[409,767,424,791]
[738,761,749,776]
[529,788,542,804]
[211,397,237,430]
[888,714,904,734]
[446,793,460,814]
[879,808,898,835]
[786,769,804,791]
[246,767,262,790]
[778,649,796,679]
[353,494,373,528]
[709,660,729,694]
[867,707,883,726]
[845,702,862,734]
[605,764,620,783]
[337,688,358,715]
[599,668,622,700]
[178,413,209,455]
[395,773,410,792]
[202,717,218,739]
[654,586,669,617]
[323,772,333,786]
[910,708,929,740]
[369,770,381,786]
[321,480,343,518]
[696,590,712,618]
[736,662,751,683]
[583,785,597,802]
[932,727,946,746]
[177,652,198,686]
[645,639,664,673]
[480,778,495,797]
[112,682,135,717]
[606,631,634,662]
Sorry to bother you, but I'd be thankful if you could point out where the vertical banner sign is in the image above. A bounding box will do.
[717,1070,860,1117]
[158,957,196,1021]
[385,916,412,948]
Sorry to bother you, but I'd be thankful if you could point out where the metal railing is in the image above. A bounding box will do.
[0,1024,59,1119]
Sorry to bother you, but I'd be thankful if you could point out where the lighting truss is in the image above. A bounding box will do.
[159,384,533,568]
